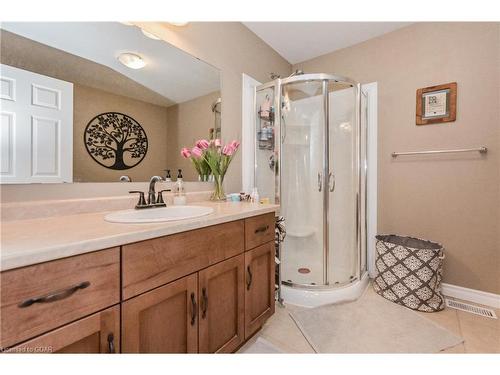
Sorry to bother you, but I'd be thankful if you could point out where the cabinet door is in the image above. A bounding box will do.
[122,274,198,353]
[244,242,275,339]
[198,255,244,353]
[8,305,119,353]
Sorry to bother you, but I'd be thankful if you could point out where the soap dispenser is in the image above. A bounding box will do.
[173,169,186,205]
[164,169,172,182]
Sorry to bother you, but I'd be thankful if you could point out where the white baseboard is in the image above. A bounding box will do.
[441,283,500,309]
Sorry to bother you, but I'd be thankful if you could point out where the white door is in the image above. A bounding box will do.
[0,64,73,183]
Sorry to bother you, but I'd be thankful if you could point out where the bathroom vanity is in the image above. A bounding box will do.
[0,203,277,353]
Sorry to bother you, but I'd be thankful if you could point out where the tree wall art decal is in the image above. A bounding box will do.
[84,112,148,170]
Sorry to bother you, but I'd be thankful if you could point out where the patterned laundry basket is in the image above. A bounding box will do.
[373,234,445,312]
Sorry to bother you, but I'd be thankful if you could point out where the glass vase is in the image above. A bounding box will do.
[210,174,226,201]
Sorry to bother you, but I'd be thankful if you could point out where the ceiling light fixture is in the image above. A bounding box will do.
[141,29,161,40]
[117,53,146,69]
[168,22,188,26]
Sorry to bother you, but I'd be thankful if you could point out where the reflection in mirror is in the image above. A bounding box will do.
[0,22,221,183]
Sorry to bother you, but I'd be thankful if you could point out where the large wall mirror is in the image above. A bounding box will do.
[0,22,221,183]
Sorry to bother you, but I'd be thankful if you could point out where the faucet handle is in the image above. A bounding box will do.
[129,191,147,208]
[157,189,171,205]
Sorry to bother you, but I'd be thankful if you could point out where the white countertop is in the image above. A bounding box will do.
[0,201,279,272]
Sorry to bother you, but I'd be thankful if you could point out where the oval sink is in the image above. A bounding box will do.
[104,205,214,223]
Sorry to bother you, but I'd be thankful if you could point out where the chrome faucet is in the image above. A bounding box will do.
[129,176,170,209]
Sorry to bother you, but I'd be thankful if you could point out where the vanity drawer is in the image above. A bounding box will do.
[0,248,120,349]
[244,213,275,250]
[122,220,245,300]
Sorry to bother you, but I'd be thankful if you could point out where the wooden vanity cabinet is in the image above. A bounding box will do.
[244,242,275,339]
[8,305,120,354]
[2,213,276,353]
[198,254,245,353]
[121,213,276,353]
[0,247,120,349]
[122,274,199,353]
[244,213,275,250]
[122,255,246,354]
[122,220,244,300]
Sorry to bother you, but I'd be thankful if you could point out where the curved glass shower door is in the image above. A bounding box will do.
[281,80,325,286]
[328,82,358,285]
[255,73,363,292]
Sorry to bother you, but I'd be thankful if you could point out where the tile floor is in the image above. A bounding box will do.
[239,286,500,354]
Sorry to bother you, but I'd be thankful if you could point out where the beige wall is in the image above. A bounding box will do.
[294,22,500,294]
[135,22,292,192]
[166,91,220,181]
[73,84,168,182]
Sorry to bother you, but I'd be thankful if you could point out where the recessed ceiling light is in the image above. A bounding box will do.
[141,29,161,40]
[168,22,188,26]
[117,53,146,69]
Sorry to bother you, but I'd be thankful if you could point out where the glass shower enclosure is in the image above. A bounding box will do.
[254,74,367,303]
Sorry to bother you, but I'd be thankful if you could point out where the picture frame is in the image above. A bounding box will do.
[416,82,457,125]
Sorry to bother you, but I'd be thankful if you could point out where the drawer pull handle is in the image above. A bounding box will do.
[107,333,115,353]
[246,266,253,290]
[190,292,197,326]
[254,225,269,234]
[201,288,208,319]
[18,281,91,308]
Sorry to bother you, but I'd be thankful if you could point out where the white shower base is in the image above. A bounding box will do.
[281,272,370,308]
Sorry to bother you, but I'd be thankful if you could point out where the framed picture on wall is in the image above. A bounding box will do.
[416,82,457,125]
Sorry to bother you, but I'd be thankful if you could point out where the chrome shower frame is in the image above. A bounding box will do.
[255,73,367,291]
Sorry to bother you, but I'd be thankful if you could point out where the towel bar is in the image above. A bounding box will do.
[391,147,487,157]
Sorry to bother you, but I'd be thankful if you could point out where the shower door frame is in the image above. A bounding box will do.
[255,73,366,290]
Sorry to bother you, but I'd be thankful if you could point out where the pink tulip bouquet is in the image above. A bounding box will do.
[181,138,240,200]
[180,140,211,181]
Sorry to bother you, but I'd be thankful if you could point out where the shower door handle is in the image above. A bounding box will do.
[329,172,335,192]
[317,172,322,192]
[281,115,286,143]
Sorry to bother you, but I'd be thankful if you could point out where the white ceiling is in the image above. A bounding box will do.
[243,22,412,64]
[1,22,220,104]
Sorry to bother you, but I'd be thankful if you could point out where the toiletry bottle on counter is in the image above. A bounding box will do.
[251,187,260,204]
[173,169,187,205]
[164,169,172,182]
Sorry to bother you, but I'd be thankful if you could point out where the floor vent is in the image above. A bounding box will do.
[445,299,497,319]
